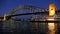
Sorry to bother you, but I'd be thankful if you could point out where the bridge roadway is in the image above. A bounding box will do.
[0,9,60,22]
[0,10,60,19]
[0,12,48,19]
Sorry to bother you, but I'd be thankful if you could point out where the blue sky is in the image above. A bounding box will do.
[0,0,60,16]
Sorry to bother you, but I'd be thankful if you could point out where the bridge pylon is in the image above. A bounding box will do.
[3,13,7,21]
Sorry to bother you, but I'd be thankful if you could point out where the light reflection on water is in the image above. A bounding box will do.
[48,23,56,34]
[0,21,59,34]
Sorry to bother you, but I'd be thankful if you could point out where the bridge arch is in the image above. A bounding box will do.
[9,5,47,15]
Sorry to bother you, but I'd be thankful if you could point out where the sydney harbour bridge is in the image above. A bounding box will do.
[0,4,60,34]
[0,5,49,21]
[0,5,60,22]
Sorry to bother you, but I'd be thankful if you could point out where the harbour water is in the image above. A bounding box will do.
[0,20,60,34]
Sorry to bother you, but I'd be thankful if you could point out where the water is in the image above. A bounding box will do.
[0,20,60,34]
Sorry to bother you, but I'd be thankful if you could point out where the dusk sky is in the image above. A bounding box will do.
[0,0,60,16]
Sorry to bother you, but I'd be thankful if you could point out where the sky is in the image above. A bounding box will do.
[0,0,60,16]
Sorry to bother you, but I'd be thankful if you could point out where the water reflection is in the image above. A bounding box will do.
[48,23,55,34]
[1,17,59,34]
[1,20,59,34]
